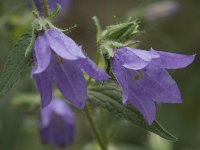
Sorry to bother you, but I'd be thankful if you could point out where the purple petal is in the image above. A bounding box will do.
[33,33,51,74]
[52,99,74,119]
[40,98,75,148]
[127,70,156,125]
[39,125,51,144]
[40,97,74,126]
[150,49,195,69]
[130,62,182,103]
[59,31,86,59]
[40,118,74,147]
[34,0,45,15]
[45,29,85,60]
[50,60,87,109]
[115,47,159,70]
[111,58,128,104]
[33,70,52,108]
[78,58,110,81]
[51,119,75,147]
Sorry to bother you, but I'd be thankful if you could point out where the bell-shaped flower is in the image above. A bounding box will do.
[34,0,71,15]
[111,47,195,125]
[39,97,75,148]
[32,28,109,109]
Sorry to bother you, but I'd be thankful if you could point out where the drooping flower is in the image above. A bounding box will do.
[111,47,195,125]
[39,97,75,148]
[32,28,109,109]
[34,0,71,15]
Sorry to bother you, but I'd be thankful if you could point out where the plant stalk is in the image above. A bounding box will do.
[85,16,108,150]
[84,104,107,150]
[42,0,49,17]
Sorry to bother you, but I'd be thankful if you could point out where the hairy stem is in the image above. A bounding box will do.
[100,108,108,147]
[85,16,108,150]
[84,104,107,150]
[93,16,102,66]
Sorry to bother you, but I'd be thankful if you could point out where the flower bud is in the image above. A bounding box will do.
[102,20,140,43]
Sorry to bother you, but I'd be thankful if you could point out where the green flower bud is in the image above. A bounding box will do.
[102,19,140,43]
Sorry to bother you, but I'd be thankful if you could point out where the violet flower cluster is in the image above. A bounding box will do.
[32,28,109,147]
[111,47,195,124]
[32,0,109,147]
[31,0,195,148]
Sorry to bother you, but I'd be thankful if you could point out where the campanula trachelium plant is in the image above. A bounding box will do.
[0,0,196,150]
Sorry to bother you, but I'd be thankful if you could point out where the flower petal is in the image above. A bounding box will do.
[115,47,158,70]
[51,60,87,109]
[51,119,75,147]
[40,98,75,147]
[151,49,195,69]
[33,33,51,74]
[111,58,128,104]
[127,69,156,125]
[130,62,182,103]
[45,29,85,60]
[78,58,110,81]
[39,125,51,144]
[51,98,75,123]
[33,70,53,108]
[40,117,74,148]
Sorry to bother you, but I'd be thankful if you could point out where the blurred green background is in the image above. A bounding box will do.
[0,0,200,150]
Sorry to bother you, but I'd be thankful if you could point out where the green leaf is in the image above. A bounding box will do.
[25,30,36,56]
[0,33,33,97]
[88,81,178,141]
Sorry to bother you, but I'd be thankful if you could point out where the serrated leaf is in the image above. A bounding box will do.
[88,81,178,141]
[0,33,33,97]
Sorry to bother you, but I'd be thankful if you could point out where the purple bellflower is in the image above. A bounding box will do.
[34,0,71,15]
[32,28,109,109]
[39,97,75,148]
[111,47,195,125]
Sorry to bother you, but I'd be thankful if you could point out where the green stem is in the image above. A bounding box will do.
[85,16,108,150]
[100,108,108,147]
[95,42,101,66]
[84,104,107,150]
[93,16,102,66]
[42,0,49,17]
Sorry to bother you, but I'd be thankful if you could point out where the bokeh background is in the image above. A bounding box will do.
[0,0,200,150]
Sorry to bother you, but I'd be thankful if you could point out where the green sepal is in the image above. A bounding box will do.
[102,19,140,43]
[61,24,77,34]
[49,4,62,20]
[32,0,39,18]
